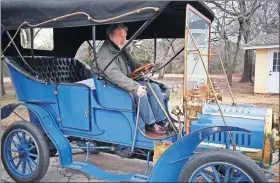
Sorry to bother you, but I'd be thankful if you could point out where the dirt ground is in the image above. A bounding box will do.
[0,74,279,181]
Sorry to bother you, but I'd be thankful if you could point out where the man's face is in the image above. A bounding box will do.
[109,28,127,49]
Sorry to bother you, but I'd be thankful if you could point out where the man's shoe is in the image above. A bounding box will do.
[145,124,166,134]
[156,121,165,127]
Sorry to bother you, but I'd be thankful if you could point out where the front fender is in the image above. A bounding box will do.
[148,126,250,182]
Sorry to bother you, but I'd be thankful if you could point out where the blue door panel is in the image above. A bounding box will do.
[93,78,133,110]
[94,109,133,143]
[57,85,91,131]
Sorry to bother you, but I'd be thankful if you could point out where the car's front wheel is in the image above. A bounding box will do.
[1,121,50,182]
[178,148,268,182]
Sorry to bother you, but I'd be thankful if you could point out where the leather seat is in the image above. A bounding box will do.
[8,56,92,83]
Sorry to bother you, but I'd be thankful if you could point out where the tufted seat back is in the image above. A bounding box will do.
[7,56,92,83]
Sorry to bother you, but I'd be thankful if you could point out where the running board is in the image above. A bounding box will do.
[66,162,148,182]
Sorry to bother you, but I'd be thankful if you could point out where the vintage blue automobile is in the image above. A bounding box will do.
[1,0,279,182]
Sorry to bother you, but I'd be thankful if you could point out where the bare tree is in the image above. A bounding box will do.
[210,1,243,85]
[126,38,178,79]
[20,29,31,48]
[252,1,280,35]
[157,39,176,79]
[208,1,263,83]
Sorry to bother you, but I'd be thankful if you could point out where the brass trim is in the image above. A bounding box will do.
[183,10,189,134]
[272,113,279,128]
[262,108,273,168]
[84,110,89,117]
[272,128,279,150]
[243,150,263,164]
[185,24,236,149]
[199,142,263,163]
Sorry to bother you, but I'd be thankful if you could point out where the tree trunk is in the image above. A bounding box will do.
[1,61,6,96]
[157,39,175,79]
[240,24,251,83]
[158,67,165,79]
[227,69,233,86]
[240,49,253,83]
[21,29,31,48]
[165,62,173,73]
[240,50,249,82]
[26,29,31,48]
[248,49,254,83]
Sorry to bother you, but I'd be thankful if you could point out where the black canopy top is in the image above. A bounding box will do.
[1,1,214,57]
[1,0,214,30]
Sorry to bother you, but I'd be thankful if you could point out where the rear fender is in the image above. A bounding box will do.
[1,103,21,120]
[148,126,250,182]
[1,103,43,130]
[1,103,72,166]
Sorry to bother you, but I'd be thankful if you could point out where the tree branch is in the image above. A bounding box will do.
[231,1,238,14]
[247,2,262,19]
[231,24,242,72]
[207,1,238,16]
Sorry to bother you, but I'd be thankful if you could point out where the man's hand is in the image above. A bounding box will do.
[136,85,146,97]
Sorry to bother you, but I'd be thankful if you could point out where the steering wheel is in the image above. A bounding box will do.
[129,63,154,80]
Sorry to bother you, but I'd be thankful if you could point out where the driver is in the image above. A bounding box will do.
[95,23,167,134]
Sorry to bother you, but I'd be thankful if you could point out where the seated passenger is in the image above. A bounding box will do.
[94,23,167,134]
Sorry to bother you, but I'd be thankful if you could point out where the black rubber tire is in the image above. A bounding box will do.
[1,121,50,182]
[178,148,268,182]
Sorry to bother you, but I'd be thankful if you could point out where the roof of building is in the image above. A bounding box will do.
[243,33,279,49]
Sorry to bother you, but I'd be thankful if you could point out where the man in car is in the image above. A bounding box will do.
[95,23,167,134]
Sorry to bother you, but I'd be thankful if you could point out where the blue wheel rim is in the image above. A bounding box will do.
[3,129,40,178]
[189,162,254,182]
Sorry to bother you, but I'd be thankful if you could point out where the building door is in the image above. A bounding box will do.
[267,49,279,93]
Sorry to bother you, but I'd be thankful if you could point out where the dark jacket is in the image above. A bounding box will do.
[93,38,142,93]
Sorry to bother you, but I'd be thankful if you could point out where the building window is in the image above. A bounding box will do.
[273,52,280,72]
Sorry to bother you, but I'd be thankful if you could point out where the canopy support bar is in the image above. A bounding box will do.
[101,2,169,74]
[91,25,103,79]
[30,28,34,61]
[92,26,97,67]
[1,24,39,78]
[154,33,157,64]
